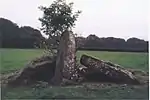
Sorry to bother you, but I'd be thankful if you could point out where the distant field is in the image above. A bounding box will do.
[0,48,149,99]
[0,48,148,74]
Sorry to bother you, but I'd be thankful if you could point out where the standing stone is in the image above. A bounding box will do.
[51,30,76,85]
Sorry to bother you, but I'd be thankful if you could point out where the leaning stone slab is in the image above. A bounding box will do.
[80,54,140,84]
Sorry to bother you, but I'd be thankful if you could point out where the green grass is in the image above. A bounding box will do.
[1,48,148,74]
[0,48,149,99]
[2,85,148,99]
[0,49,44,73]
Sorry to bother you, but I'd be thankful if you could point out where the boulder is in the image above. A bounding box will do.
[80,54,140,84]
[51,30,76,85]
[4,55,56,86]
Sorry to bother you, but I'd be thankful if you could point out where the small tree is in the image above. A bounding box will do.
[39,0,81,55]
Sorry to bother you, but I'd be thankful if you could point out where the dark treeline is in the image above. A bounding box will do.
[0,18,148,52]
[0,18,45,48]
[76,35,148,52]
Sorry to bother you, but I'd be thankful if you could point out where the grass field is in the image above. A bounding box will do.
[1,48,148,73]
[0,48,149,99]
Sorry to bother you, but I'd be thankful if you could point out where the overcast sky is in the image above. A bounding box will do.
[0,0,148,40]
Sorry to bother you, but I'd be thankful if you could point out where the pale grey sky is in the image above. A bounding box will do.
[0,0,148,40]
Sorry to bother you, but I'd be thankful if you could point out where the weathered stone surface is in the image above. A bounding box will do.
[52,30,76,85]
[4,55,56,86]
[80,54,140,84]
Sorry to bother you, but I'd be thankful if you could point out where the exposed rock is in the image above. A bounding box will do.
[80,54,140,84]
[51,30,76,85]
[4,55,56,86]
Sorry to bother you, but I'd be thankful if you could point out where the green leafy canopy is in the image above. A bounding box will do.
[38,0,81,55]
[39,0,81,37]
